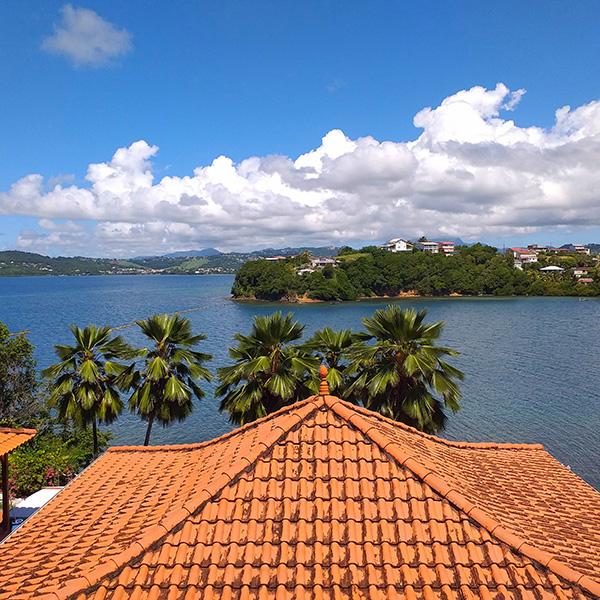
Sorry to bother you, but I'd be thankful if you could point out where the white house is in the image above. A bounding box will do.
[509,248,538,266]
[310,257,337,268]
[380,238,413,253]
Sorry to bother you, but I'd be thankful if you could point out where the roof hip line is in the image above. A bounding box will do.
[323,395,600,598]
[39,398,324,600]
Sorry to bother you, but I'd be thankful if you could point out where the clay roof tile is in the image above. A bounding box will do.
[1,395,599,600]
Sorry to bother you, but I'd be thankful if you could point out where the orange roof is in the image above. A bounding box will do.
[0,395,599,600]
[0,426,36,455]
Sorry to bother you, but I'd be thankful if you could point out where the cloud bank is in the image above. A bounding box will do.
[42,4,132,67]
[3,83,600,256]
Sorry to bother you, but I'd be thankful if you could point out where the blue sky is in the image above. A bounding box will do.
[1,1,600,256]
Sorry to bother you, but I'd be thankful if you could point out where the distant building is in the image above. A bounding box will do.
[264,256,287,262]
[380,238,413,252]
[561,244,591,255]
[508,248,538,268]
[416,241,439,253]
[437,241,456,256]
[574,245,591,255]
[539,265,564,273]
[578,278,594,284]
[310,257,337,268]
[573,266,592,277]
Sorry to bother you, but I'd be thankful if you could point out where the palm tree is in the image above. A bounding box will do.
[348,305,464,433]
[42,325,136,458]
[302,326,361,399]
[129,314,212,445]
[216,312,319,425]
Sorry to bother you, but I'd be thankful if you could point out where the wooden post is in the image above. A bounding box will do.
[1,453,9,540]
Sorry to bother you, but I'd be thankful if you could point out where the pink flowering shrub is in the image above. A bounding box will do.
[8,449,75,498]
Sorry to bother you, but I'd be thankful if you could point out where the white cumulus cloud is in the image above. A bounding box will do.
[3,83,600,256]
[42,4,132,67]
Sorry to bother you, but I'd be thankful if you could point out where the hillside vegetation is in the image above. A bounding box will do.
[231,245,600,301]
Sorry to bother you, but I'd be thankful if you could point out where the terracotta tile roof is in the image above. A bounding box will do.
[1,394,599,600]
[0,426,36,455]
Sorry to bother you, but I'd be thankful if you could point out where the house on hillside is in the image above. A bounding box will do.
[528,244,551,252]
[1,369,600,599]
[437,241,456,256]
[572,266,592,278]
[380,237,413,252]
[310,256,337,268]
[573,245,591,255]
[264,256,287,262]
[508,247,538,269]
[416,240,439,253]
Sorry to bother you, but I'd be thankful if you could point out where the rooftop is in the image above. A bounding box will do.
[0,390,599,600]
[0,426,36,456]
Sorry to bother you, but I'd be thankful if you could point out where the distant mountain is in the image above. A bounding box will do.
[247,246,341,257]
[430,237,466,246]
[163,248,221,258]
[133,248,221,259]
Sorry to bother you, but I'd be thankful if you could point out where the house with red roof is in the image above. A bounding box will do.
[0,371,599,600]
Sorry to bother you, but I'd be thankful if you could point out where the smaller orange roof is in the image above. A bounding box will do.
[0,427,36,456]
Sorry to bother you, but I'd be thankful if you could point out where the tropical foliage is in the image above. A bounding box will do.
[8,425,112,497]
[302,326,361,399]
[42,325,136,457]
[4,301,467,499]
[348,305,464,433]
[0,320,38,426]
[216,312,319,425]
[129,314,212,445]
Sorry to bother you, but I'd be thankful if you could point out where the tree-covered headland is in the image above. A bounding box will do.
[231,244,599,301]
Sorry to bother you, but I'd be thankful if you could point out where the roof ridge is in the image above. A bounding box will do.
[324,395,600,598]
[0,426,37,435]
[349,397,545,450]
[107,395,320,453]
[41,397,325,600]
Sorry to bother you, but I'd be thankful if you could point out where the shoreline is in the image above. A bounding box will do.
[229,290,466,303]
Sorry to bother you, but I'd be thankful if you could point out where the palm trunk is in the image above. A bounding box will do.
[144,414,154,446]
[92,418,98,459]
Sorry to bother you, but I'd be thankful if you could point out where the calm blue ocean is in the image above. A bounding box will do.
[1,274,599,490]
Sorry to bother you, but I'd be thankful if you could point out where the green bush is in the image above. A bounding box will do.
[8,424,112,498]
[8,447,74,498]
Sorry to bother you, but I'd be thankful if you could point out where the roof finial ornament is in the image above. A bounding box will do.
[319,365,329,395]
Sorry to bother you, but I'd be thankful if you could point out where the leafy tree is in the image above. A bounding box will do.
[0,321,38,427]
[302,327,361,398]
[232,260,297,300]
[216,312,319,425]
[129,314,212,445]
[42,325,135,458]
[348,305,464,433]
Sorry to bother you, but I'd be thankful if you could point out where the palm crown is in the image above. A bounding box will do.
[42,324,136,457]
[348,305,464,433]
[302,326,360,399]
[216,312,319,425]
[128,313,212,445]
